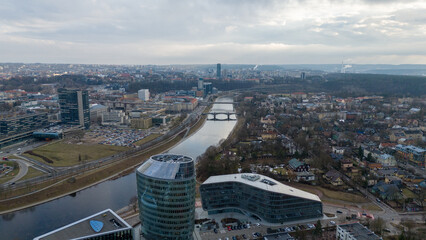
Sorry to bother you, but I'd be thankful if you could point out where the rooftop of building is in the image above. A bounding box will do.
[264,233,295,240]
[338,222,382,240]
[396,144,425,153]
[202,173,320,202]
[137,154,194,180]
[33,209,131,240]
[151,154,192,163]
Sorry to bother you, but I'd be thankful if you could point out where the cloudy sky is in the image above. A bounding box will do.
[1,0,425,65]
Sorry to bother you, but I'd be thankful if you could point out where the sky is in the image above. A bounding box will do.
[1,0,425,65]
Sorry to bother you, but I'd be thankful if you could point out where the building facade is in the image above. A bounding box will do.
[395,144,426,167]
[336,222,382,240]
[136,154,195,240]
[138,89,150,101]
[0,112,49,147]
[217,63,221,79]
[58,88,90,129]
[33,209,133,240]
[200,174,322,223]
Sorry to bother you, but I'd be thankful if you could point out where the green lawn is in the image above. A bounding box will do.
[23,143,129,167]
[402,188,417,199]
[20,166,45,181]
[0,161,19,184]
[134,133,163,146]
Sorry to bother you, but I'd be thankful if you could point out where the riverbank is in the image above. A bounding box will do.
[0,107,210,214]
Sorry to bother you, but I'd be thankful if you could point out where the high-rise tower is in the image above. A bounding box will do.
[58,88,90,129]
[136,154,195,240]
[216,63,221,79]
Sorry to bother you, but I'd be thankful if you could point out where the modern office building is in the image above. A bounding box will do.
[336,222,382,240]
[203,82,213,96]
[33,209,134,240]
[217,63,221,79]
[136,154,195,240]
[0,112,49,147]
[200,174,323,223]
[138,89,150,101]
[395,144,425,167]
[58,88,90,129]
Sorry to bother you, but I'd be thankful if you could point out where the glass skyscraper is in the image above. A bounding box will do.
[58,88,90,129]
[136,154,195,240]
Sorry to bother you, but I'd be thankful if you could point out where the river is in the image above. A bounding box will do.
[0,97,236,240]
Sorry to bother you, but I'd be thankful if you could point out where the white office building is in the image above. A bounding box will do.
[138,89,150,101]
[336,222,382,240]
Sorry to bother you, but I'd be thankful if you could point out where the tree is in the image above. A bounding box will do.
[366,153,373,162]
[358,146,364,160]
[370,217,385,236]
[314,220,322,236]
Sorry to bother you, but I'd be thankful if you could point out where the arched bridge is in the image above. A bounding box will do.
[203,112,239,121]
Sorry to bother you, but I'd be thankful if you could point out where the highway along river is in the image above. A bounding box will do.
[0,97,237,240]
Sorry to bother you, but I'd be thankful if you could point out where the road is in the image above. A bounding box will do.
[3,158,30,185]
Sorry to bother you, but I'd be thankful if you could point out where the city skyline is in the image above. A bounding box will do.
[1,0,425,65]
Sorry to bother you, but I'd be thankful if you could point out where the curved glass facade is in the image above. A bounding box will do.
[200,175,323,223]
[136,154,195,240]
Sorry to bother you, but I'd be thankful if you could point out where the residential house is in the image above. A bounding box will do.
[324,170,344,186]
[340,159,353,171]
[376,154,397,167]
[368,163,383,170]
[372,182,402,201]
[288,158,310,172]
[260,115,277,125]
[404,130,423,141]
[295,171,315,182]
[385,176,402,187]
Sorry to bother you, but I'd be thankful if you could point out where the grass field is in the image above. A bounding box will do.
[0,161,19,184]
[134,133,163,146]
[292,183,370,204]
[364,203,383,211]
[402,188,417,199]
[23,143,128,167]
[20,166,45,181]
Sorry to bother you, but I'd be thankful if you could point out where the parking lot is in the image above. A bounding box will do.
[197,219,330,240]
[83,126,148,147]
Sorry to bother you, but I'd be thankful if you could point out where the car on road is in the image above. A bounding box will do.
[329,221,336,225]
[336,210,343,213]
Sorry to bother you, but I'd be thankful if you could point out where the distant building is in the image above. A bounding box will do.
[198,78,204,90]
[217,63,221,79]
[89,104,108,123]
[33,209,134,240]
[131,117,152,129]
[395,144,426,167]
[137,89,150,101]
[300,72,306,80]
[101,110,127,126]
[203,82,213,96]
[136,154,195,240]
[200,173,322,223]
[0,113,49,147]
[337,222,382,240]
[288,158,310,172]
[58,88,90,129]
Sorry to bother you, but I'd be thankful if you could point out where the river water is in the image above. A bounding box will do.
[0,97,236,240]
